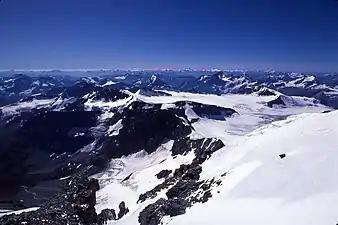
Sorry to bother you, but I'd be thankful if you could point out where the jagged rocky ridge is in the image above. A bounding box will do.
[138,138,225,225]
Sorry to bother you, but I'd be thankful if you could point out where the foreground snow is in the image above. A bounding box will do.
[100,110,338,225]
[166,111,338,225]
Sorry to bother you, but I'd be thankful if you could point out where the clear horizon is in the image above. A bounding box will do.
[1,0,338,72]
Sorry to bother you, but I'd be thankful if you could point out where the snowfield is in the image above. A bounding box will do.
[99,110,338,225]
[0,98,56,115]
[167,111,338,225]
[135,91,329,141]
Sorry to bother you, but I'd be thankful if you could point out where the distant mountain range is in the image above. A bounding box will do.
[1,70,338,108]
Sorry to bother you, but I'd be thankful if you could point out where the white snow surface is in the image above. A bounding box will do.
[135,91,329,142]
[107,119,123,136]
[103,110,338,225]
[84,96,134,111]
[167,111,338,225]
[91,91,335,225]
[0,98,56,115]
[93,140,195,214]
[102,80,117,86]
[114,76,126,80]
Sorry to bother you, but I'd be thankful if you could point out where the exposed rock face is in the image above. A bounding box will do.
[137,138,224,204]
[257,88,276,96]
[0,173,99,225]
[267,96,286,107]
[156,169,172,179]
[174,101,238,120]
[139,198,188,225]
[88,89,130,102]
[137,138,224,225]
[0,172,130,225]
[171,137,224,158]
[98,209,116,224]
[0,110,99,208]
[100,101,193,159]
[117,201,129,220]
[138,177,221,225]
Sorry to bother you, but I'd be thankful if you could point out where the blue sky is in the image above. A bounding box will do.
[0,0,337,72]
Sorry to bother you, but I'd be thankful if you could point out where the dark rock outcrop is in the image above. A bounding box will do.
[121,172,134,183]
[174,101,238,121]
[137,138,224,204]
[267,96,286,107]
[100,101,192,159]
[156,169,172,179]
[89,89,130,102]
[0,173,100,225]
[138,177,221,225]
[98,209,116,224]
[322,110,332,113]
[0,172,129,225]
[257,88,276,96]
[139,198,188,225]
[117,201,129,220]
[137,138,224,225]
[0,110,99,208]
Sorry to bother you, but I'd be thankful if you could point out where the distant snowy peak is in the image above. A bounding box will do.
[0,74,68,97]
[193,72,258,94]
[150,75,157,83]
[256,87,277,96]
[149,76,169,88]
[1,71,338,109]
[81,77,97,84]
[130,75,169,89]
[101,80,117,87]
[0,74,33,93]
[285,75,319,88]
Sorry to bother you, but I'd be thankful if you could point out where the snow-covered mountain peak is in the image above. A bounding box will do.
[150,75,157,83]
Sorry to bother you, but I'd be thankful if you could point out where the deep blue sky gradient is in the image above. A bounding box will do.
[0,0,337,71]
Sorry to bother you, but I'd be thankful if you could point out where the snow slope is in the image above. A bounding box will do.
[93,141,196,213]
[107,110,338,225]
[167,111,338,225]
